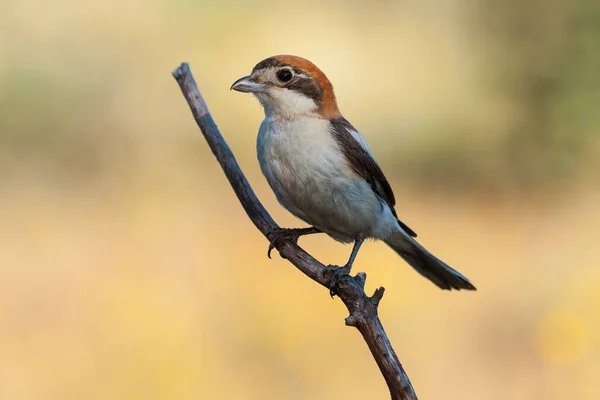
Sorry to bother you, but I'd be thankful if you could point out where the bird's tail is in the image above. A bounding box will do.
[385,231,476,291]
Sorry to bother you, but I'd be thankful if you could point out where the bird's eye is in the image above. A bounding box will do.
[276,69,293,83]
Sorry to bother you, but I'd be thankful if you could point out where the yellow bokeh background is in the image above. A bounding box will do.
[1,0,599,399]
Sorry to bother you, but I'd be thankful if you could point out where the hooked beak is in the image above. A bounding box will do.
[230,75,266,93]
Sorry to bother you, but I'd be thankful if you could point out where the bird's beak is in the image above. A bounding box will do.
[230,75,266,93]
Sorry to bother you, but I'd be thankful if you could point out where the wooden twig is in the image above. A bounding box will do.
[172,62,418,400]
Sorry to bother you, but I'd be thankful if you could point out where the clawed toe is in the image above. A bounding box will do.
[267,229,290,259]
[325,264,352,298]
[267,227,321,259]
[267,228,304,259]
[267,241,277,259]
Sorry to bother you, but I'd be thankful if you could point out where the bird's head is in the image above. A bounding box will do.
[231,55,340,119]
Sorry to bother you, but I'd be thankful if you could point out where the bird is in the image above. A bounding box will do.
[231,55,476,291]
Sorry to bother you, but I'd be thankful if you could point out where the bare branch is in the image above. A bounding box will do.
[172,62,418,400]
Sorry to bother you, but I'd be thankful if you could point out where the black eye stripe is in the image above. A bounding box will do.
[286,77,322,105]
[250,58,323,104]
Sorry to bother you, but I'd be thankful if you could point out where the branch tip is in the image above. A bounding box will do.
[171,63,185,80]
[371,287,385,306]
[355,272,367,289]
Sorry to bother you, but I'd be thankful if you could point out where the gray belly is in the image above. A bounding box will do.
[269,170,383,242]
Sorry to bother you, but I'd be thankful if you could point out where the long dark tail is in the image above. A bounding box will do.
[385,231,476,291]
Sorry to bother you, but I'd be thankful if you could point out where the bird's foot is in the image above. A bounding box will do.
[324,263,353,298]
[267,227,313,259]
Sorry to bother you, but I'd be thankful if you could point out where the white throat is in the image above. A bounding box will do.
[254,88,318,119]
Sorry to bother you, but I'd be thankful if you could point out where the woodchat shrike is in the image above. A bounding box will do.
[231,55,475,291]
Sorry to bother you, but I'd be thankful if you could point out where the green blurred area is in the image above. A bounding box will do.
[1,0,599,399]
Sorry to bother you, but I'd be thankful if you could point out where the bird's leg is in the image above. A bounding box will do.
[326,237,365,297]
[267,227,321,258]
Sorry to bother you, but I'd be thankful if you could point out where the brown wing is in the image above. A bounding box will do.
[330,118,417,238]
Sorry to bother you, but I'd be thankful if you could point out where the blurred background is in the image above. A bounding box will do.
[1,0,599,398]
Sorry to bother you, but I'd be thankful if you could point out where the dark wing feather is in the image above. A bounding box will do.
[330,118,417,238]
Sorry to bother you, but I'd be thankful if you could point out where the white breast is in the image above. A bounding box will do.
[256,116,395,242]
